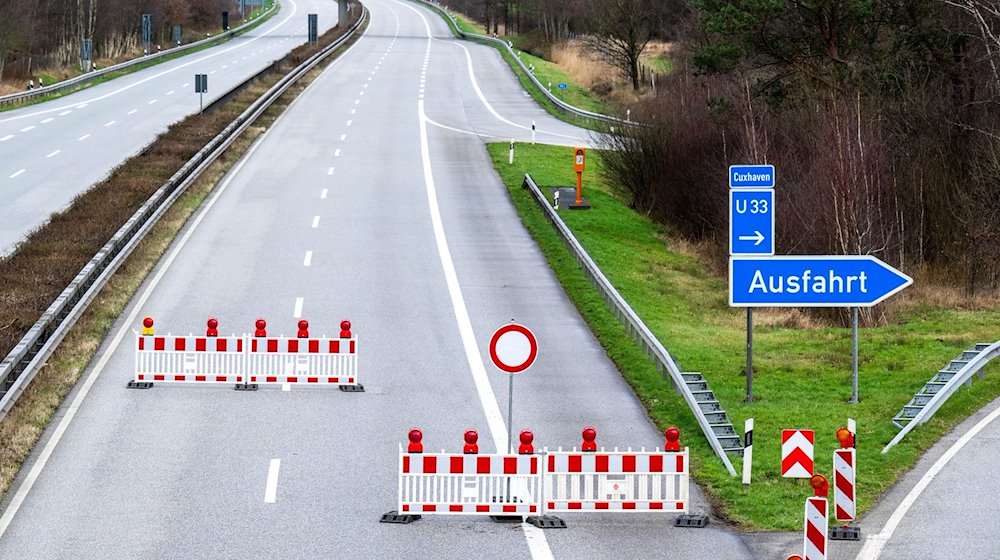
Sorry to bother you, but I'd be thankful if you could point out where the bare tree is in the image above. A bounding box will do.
[585,0,659,91]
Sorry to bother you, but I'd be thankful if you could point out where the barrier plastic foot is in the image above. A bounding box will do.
[126,381,153,389]
[380,511,420,524]
[526,515,567,529]
[234,383,258,391]
[339,384,365,392]
[830,526,860,540]
[489,515,522,523]
[674,514,709,528]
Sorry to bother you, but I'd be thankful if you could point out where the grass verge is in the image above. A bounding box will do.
[0,12,366,501]
[487,142,1000,530]
[0,0,278,112]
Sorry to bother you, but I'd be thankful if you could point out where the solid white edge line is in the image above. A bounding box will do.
[400,1,553,556]
[264,458,281,503]
[856,402,1000,560]
[425,116,500,139]
[0,106,279,538]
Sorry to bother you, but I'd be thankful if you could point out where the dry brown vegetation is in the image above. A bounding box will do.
[0,11,365,499]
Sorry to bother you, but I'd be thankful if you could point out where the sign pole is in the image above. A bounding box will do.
[851,306,859,404]
[507,374,514,454]
[746,307,753,402]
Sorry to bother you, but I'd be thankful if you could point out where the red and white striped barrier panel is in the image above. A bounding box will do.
[397,430,542,516]
[246,336,357,387]
[132,317,359,389]
[135,335,246,384]
[833,448,856,522]
[782,429,815,478]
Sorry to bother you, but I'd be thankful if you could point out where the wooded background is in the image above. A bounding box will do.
[0,0,242,82]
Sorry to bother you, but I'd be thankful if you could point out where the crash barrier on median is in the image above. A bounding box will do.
[382,426,704,528]
[132,316,361,391]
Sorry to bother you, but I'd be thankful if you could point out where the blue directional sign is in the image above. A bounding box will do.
[730,189,774,256]
[558,83,568,89]
[729,165,775,188]
[729,256,912,307]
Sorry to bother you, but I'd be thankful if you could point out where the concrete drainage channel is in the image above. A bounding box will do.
[0,7,369,424]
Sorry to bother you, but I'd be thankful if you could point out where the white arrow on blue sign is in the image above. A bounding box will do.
[730,165,775,188]
[729,255,912,307]
[730,189,774,256]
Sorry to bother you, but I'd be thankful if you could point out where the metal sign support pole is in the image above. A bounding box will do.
[746,307,753,403]
[507,373,514,454]
[851,306,859,404]
[199,91,203,113]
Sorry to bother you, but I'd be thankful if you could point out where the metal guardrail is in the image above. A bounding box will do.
[521,174,737,476]
[0,2,278,108]
[0,7,369,422]
[413,0,627,126]
[883,340,1000,453]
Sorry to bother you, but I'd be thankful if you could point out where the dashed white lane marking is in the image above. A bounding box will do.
[312,216,320,228]
[166,90,175,96]
[354,99,360,105]
[264,459,281,503]
[303,251,313,267]
[856,402,1000,560]
[41,118,54,124]
[339,134,346,141]
[0,135,13,142]
[321,188,328,199]
[9,169,25,178]
[222,65,228,69]
[148,99,157,105]
[46,150,60,158]
[363,83,368,88]
[334,149,341,157]
[346,120,352,127]
[359,91,365,96]
[104,121,115,127]
[350,109,356,115]
[128,109,138,115]
[327,167,334,175]
[20,126,35,132]
[78,134,90,141]
[210,70,217,74]
[58,110,71,116]
[293,297,304,318]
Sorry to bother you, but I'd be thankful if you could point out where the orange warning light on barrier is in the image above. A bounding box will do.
[810,474,829,497]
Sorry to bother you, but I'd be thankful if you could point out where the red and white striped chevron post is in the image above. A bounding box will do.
[781,429,815,478]
[803,474,829,560]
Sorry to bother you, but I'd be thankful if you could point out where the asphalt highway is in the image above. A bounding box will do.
[0,0,340,257]
[0,0,759,557]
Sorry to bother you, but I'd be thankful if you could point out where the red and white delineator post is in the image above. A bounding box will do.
[393,429,543,518]
[132,317,360,391]
[544,427,689,513]
[802,474,829,560]
[830,425,860,540]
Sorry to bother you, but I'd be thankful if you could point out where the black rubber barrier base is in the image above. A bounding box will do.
[126,381,153,389]
[490,515,523,523]
[234,383,258,391]
[340,384,365,392]
[526,515,567,529]
[674,514,710,528]
[380,511,420,524]
[830,526,861,540]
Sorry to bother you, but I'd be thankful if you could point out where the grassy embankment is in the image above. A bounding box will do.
[0,0,277,110]
[0,13,366,502]
[488,142,1000,530]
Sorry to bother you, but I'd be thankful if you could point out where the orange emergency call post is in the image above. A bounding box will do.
[570,147,590,209]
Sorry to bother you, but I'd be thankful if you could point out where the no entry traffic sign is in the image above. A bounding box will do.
[489,324,538,374]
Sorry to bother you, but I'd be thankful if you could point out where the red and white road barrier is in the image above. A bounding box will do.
[133,317,359,389]
[386,426,698,527]
[781,429,815,478]
[135,334,245,384]
[545,428,688,513]
[833,448,856,522]
[397,429,543,516]
[796,474,829,560]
